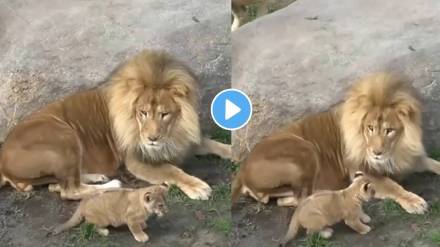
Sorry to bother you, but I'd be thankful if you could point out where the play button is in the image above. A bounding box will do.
[225,99,241,120]
[211,89,252,130]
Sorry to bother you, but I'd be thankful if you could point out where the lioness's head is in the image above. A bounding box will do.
[108,50,201,161]
[142,185,169,217]
[341,73,424,174]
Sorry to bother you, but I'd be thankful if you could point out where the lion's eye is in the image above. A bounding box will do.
[385,128,394,135]
[161,112,169,119]
[367,125,374,131]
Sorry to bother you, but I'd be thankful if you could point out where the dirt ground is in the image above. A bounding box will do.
[232,168,440,247]
[0,129,233,247]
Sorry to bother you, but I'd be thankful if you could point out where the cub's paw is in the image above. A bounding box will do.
[360,213,371,224]
[319,228,334,239]
[358,226,371,235]
[134,233,149,243]
[398,192,428,214]
[178,177,212,200]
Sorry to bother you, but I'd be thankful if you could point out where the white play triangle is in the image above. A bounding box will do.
[225,99,241,120]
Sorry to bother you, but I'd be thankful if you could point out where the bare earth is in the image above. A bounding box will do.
[232,170,440,247]
[0,131,232,247]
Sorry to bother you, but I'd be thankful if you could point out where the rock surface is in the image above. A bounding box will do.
[0,0,230,140]
[232,0,440,160]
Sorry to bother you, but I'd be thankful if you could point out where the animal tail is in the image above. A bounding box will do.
[280,210,300,247]
[53,204,84,235]
[0,148,4,189]
[231,171,243,205]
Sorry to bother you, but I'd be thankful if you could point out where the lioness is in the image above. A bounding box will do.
[53,185,168,243]
[0,49,231,200]
[233,73,439,214]
[281,172,375,246]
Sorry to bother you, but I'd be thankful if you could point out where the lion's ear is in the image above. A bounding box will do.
[169,84,189,98]
[144,192,152,202]
[362,183,370,193]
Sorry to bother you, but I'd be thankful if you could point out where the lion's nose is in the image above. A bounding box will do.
[373,150,383,156]
[148,136,159,142]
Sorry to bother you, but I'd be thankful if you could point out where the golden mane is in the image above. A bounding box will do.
[106,50,201,162]
[340,73,425,175]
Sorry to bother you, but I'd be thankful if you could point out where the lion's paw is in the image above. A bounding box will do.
[178,177,212,200]
[398,192,428,214]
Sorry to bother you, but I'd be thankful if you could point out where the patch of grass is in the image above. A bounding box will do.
[247,4,259,21]
[223,160,239,173]
[211,183,231,201]
[210,128,230,144]
[429,200,440,216]
[430,150,440,160]
[382,199,405,216]
[167,184,190,203]
[66,223,112,247]
[207,217,232,236]
[304,233,333,247]
[429,231,440,245]
[79,223,96,240]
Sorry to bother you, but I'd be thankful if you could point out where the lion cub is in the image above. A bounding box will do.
[281,173,375,246]
[53,185,168,243]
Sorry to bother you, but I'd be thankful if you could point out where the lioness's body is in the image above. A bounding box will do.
[53,185,168,243]
[233,74,439,213]
[0,50,231,200]
[281,175,375,246]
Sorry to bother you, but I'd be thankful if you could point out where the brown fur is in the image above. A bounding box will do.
[281,174,375,246]
[233,73,439,214]
[0,49,231,200]
[53,185,169,243]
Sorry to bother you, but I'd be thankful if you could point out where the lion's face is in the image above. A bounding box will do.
[135,88,180,150]
[362,108,403,165]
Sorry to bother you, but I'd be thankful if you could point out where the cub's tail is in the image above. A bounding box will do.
[280,210,300,247]
[53,204,84,235]
[231,171,243,205]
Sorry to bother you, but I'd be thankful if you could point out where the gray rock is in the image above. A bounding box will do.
[232,0,440,160]
[0,0,230,141]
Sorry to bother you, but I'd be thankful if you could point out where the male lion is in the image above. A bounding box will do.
[232,73,440,214]
[0,49,230,200]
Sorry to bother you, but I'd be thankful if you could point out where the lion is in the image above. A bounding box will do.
[280,172,375,246]
[232,73,439,214]
[0,49,231,200]
[53,185,169,243]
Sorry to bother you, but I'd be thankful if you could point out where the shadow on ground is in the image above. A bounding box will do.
[232,170,440,247]
[0,129,233,247]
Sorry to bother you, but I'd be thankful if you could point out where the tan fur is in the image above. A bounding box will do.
[0,49,231,200]
[281,175,375,246]
[234,73,436,214]
[53,185,168,243]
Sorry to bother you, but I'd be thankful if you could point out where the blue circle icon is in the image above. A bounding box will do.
[211,89,252,131]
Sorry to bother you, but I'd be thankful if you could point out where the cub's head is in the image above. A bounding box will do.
[142,185,169,217]
[108,50,201,161]
[353,172,375,201]
[341,73,424,174]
